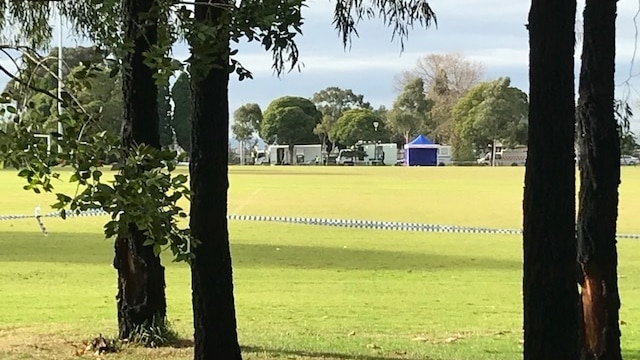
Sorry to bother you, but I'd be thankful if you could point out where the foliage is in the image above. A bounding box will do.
[129,317,180,348]
[387,77,432,143]
[311,87,371,121]
[311,87,371,148]
[170,71,191,154]
[68,66,123,137]
[452,77,528,160]
[260,96,322,146]
[333,0,437,49]
[396,53,485,144]
[232,103,262,143]
[157,84,173,148]
[396,53,485,96]
[614,99,638,155]
[330,108,389,146]
[0,61,194,263]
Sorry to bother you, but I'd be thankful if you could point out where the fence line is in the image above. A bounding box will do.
[2,208,640,240]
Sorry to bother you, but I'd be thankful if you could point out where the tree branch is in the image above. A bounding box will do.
[0,62,63,103]
[173,1,234,10]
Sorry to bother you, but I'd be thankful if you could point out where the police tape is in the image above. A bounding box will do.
[1,208,640,240]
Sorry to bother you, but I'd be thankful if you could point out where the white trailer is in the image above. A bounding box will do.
[360,142,398,166]
[437,145,453,166]
[267,145,291,165]
[293,144,322,165]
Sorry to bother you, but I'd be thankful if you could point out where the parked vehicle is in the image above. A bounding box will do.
[437,145,453,166]
[360,142,398,166]
[478,147,527,166]
[621,155,639,165]
[336,149,356,166]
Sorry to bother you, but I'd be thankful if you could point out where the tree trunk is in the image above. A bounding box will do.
[576,1,621,358]
[289,144,295,164]
[114,0,166,340]
[523,0,580,359]
[189,1,242,359]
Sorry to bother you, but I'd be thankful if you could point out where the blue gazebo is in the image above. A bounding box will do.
[404,135,438,166]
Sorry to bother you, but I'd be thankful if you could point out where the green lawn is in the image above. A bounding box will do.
[0,166,639,360]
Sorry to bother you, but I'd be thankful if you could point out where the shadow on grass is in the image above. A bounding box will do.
[0,232,520,271]
[623,349,640,359]
[232,243,520,271]
[0,231,113,264]
[165,338,194,348]
[242,345,432,360]
[230,168,363,176]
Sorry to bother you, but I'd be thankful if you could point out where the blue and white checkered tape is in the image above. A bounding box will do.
[2,208,640,239]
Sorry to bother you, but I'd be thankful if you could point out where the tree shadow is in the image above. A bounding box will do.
[622,349,640,359]
[230,168,363,176]
[0,231,114,264]
[165,338,194,348]
[0,232,520,272]
[232,243,520,271]
[241,345,433,360]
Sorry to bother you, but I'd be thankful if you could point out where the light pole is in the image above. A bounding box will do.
[372,121,379,165]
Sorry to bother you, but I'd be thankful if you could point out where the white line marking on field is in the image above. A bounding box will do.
[230,188,262,215]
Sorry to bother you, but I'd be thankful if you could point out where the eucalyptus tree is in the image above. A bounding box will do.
[576,0,622,358]
[523,0,580,358]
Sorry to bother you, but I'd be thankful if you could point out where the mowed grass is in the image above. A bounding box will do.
[0,166,639,360]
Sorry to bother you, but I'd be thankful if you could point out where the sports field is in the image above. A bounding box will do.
[1,166,639,359]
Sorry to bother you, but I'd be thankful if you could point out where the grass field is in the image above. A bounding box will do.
[1,166,639,359]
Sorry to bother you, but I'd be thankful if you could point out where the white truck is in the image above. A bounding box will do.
[360,143,398,166]
[437,145,453,166]
[478,147,527,166]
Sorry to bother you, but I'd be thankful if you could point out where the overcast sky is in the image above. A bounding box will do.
[2,0,640,132]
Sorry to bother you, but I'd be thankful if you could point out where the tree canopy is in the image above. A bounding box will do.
[330,108,389,146]
[387,77,432,143]
[452,77,528,160]
[232,103,262,143]
[171,71,192,154]
[260,96,321,146]
[311,87,371,150]
[396,53,486,144]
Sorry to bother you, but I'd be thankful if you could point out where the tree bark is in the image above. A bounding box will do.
[523,0,580,359]
[576,1,621,359]
[114,0,166,340]
[189,1,242,359]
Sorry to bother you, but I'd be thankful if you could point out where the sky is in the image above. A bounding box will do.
[2,0,640,133]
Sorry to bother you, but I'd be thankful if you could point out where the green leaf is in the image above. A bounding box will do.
[152,243,162,257]
[109,66,120,78]
[17,169,31,178]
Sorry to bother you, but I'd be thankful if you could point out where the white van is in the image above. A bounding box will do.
[478,147,527,166]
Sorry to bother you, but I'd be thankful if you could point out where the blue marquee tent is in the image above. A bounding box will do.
[404,135,438,166]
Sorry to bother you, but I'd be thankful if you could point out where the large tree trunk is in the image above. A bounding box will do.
[189,1,242,359]
[114,0,166,340]
[576,1,621,359]
[523,0,580,359]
